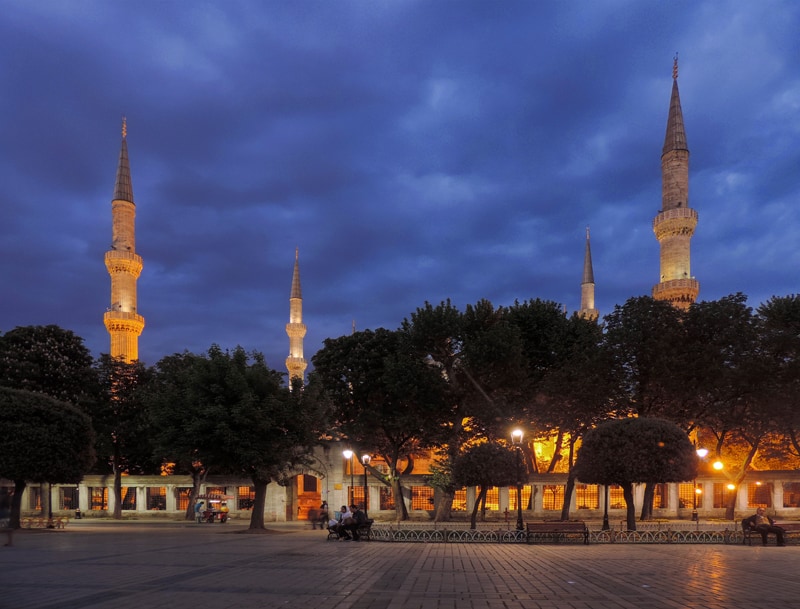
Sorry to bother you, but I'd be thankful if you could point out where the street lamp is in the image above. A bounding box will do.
[361,454,371,518]
[510,429,525,531]
[602,485,610,531]
[342,449,354,505]
[692,448,709,526]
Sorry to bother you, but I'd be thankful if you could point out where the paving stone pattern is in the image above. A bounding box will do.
[1,521,799,609]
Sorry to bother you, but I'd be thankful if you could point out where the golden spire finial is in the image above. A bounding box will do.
[122,116,127,139]
[673,52,678,80]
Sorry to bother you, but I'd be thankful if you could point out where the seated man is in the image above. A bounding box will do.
[345,504,368,541]
[338,505,354,540]
[744,507,786,546]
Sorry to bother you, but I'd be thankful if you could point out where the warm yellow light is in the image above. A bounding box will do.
[342,449,353,460]
[511,429,524,444]
[727,484,736,490]
[695,488,702,495]
[755,481,762,486]
[696,448,709,458]
[361,454,371,465]
[712,461,724,470]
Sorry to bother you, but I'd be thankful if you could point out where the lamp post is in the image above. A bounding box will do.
[602,484,610,531]
[510,429,525,531]
[342,449,354,505]
[361,454,370,518]
[693,448,709,527]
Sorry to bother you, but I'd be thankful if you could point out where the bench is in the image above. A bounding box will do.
[326,519,374,541]
[742,519,800,545]
[526,521,589,545]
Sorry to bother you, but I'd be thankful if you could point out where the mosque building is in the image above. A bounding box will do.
[25,59,789,522]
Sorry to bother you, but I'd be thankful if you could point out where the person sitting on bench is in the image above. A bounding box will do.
[744,508,786,546]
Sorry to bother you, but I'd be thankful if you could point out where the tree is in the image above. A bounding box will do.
[573,417,697,530]
[144,345,328,531]
[91,355,156,518]
[0,387,95,528]
[0,325,97,407]
[451,442,518,529]
[311,328,448,521]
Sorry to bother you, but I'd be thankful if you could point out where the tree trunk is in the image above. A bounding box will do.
[640,482,654,521]
[433,488,454,522]
[112,458,122,519]
[560,470,576,521]
[186,468,209,521]
[725,442,760,520]
[547,430,564,473]
[247,479,269,530]
[392,477,409,521]
[622,482,636,531]
[10,480,25,529]
[470,487,487,529]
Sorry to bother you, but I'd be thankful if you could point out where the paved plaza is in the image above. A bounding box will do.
[1,520,799,609]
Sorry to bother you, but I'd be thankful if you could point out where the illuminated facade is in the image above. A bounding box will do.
[285,248,307,383]
[103,119,145,362]
[652,56,699,310]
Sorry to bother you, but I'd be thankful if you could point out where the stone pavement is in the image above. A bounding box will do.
[1,520,799,609]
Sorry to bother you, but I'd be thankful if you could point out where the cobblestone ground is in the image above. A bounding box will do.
[1,521,799,609]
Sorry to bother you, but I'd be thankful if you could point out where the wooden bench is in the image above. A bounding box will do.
[526,521,589,545]
[742,519,800,545]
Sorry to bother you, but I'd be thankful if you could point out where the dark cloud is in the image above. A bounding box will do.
[1,0,798,373]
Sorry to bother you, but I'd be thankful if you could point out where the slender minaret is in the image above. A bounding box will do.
[285,248,307,384]
[578,227,598,321]
[652,55,699,310]
[104,118,144,362]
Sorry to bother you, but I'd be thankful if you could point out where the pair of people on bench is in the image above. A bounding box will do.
[329,504,367,541]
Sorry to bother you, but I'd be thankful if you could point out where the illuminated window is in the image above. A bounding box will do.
[542,485,564,511]
[653,483,668,509]
[351,486,367,509]
[90,487,108,511]
[379,486,394,510]
[28,487,42,511]
[146,487,166,510]
[677,483,699,509]
[608,485,625,509]
[747,483,772,508]
[575,484,599,510]
[60,487,79,510]
[411,486,434,510]
[509,485,532,510]
[452,488,467,512]
[713,483,735,508]
[482,487,500,511]
[302,475,318,493]
[176,488,192,511]
[237,486,255,510]
[783,483,800,508]
[121,487,137,510]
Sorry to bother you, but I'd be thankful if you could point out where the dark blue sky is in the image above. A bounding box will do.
[1,1,799,374]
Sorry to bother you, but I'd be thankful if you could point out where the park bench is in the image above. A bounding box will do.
[741,519,800,545]
[327,518,374,541]
[526,521,589,545]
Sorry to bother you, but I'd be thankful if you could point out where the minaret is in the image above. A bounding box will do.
[285,248,307,384]
[652,55,699,310]
[578,227,598,321]
[104,118,145,362]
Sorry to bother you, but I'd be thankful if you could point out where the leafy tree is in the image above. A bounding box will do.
[573,417,697,530]
[145,346,328,531]
[0,325,97,407]
[0,387,95,528]
[91,355,156,518]
[451,442,518,529]
[311,328,448,521]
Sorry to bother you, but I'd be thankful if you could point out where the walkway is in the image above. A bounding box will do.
[1,520,798,609]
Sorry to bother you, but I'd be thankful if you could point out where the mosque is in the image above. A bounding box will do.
[15,59,800,523]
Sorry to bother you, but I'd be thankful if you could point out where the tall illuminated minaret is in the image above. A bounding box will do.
[104,118,144,362]
[652,55,699,310]
[285,248,307,383]
[578,227,598,321]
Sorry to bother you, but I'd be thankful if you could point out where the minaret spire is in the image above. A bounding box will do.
[652,55,699,310]
[285,248,307,385]
[104,118,145,362]
[578,226,598,321]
